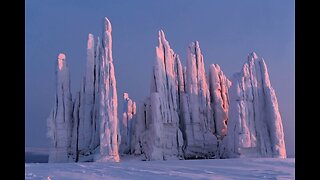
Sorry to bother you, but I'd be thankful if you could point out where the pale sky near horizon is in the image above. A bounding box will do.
[25,0,294,157]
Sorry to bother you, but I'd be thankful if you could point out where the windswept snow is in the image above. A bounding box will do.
[25,158,294,180]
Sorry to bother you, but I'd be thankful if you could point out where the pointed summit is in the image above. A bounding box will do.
[209,64,231,138]
[142,29,184,160]
[47,53,73,163]
[57,53,66,71]
[183,41,217,159]
[97,17,120,162]
[226,53,286,158]
[104,17,112,33]
[249,52,258,60]
[158,30,167,43]
[58,53,66,60]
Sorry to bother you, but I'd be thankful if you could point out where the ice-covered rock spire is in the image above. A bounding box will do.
[70,34,101,162]
[225,52,286,158]
[144,30,184,160]
[46,19,287,162]
[209,64,231,138]
[119,93,136,154]
[77,34,96,154]
[47,53,73,163]
[95,17,120,162]
[182,41,217,159]
[90,36,101,152]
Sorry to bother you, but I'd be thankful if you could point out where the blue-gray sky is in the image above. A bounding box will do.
[25,0,294,157]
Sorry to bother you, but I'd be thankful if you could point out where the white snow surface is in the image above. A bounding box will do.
[25,158,294,180]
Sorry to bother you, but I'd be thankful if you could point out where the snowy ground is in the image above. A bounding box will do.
[25,157,294,179]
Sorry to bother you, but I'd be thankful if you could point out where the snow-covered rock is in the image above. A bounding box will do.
[72,34,101,162]
[47,53,73,163]
[70,91,80,162]
[209,64,231,138]
[120,93,136,154]
[143,30,184,160]
[225,52,286,158]
[131,99,149,157]
[183,41,217,159]
[67,34,102,162]
[91,36,102,154]
[46,18,287,162]
[48,17,121,163]
[95,17,120,162]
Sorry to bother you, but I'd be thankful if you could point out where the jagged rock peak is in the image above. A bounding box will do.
[47,53,73,163]
[209,64,231,138]
[225,52,286,158]
[57,53,66,71]
[96,17,120,162]
[104,17,112,33]
[183,41,217,159]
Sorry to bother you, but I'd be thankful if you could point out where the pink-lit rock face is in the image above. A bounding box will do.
[142,30,184,160]
[87,34,94,50]
[123,92,129,100]
[57,53,66,71]
[96,17,120,162]
[48,17,120,163]
[224,52,286,158]
[209,64,231,138]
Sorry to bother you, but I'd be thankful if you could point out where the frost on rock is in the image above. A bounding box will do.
[224,52,286,158]
[182,41,217,159]
[70,91,80,162]
[209,64,231,138]
[131,99,149,157]
[95,17,120,162]
[69,34,101,162]
[46,19,287,162]
[48,17,120,163]
[142,30,184,160]
[82,33,100,152]
[119,93,136,155]
[47,53,73,163]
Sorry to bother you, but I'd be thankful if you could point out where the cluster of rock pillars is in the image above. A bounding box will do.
[47,17,286,163]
